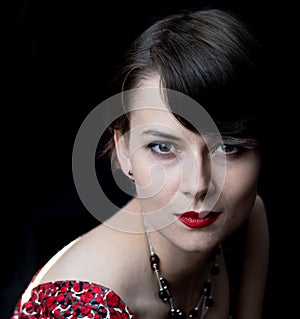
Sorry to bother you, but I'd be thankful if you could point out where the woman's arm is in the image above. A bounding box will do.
[235,194,269,319]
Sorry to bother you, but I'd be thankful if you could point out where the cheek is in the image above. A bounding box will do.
[222,152,261,197]
[221,161,260,221]
[225,168,259,196]
[132,157,181,203]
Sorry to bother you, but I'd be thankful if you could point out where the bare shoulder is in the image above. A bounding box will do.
[253,193,265,211]
[37,221,136,287]
[249,194,268,224]
[235,194,269,318]
[36,224,105,283]
[36,199,143,288]
[245,193,269,246]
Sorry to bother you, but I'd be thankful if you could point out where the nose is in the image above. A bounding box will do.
[180,151,213,201]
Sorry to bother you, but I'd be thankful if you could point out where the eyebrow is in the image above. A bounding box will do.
[141,129,182,141]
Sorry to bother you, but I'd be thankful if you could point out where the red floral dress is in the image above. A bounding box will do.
[11,279,136,319]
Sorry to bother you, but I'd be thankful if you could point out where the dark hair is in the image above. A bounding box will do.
[102,8,271,156]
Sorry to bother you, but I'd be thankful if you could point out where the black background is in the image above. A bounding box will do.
[2,0,299,318]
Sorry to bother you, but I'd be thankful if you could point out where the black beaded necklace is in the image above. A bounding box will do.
[143,214,221,319]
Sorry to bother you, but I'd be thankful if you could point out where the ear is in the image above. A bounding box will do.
[113,130,132,177]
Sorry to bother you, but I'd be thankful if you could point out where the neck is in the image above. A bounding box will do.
[143,224,221,317]
[149,229,211,292]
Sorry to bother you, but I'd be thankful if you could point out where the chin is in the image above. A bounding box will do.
[177,233,222,254]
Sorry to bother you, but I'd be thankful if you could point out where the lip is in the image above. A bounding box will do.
[178,211,220,229]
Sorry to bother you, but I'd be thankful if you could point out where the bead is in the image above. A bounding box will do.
[203,281,211,296]
[145,232,220,318]
[151,263,158,271]
[169,308,187,318]
[205,296,214,309]
[159,288,171,301]
[159,277,169,290]
[188,307,199,318]
[210,264,220,276]
[208,253,216,263]
[150,254,160,270]
[150,254,160,264]
[213,245,222,256]
[208,246,221,262]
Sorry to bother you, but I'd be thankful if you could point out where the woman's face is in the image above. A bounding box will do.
[115,78,261,252]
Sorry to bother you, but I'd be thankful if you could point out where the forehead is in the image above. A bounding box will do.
[130,108,183,133]
[128,77,180,128]
[128,80,183,132]
[128,76,168,111]
[125,75,222,141]
[128,107,219,153]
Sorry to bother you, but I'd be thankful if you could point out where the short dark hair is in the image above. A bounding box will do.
[102,8,271,156]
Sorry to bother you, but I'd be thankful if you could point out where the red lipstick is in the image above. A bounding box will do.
[178,211,220,229]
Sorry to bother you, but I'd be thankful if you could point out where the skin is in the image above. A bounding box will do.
[34,77,268,319]
[116,77,261,253]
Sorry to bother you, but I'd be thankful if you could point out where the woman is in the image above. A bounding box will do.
[12,8,269,319]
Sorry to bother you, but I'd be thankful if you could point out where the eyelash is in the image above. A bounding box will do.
[147,142,178,157]
[214,144,245,156]
[147,142,246,158]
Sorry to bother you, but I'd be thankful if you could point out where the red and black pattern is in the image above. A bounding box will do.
[11,280,136,319]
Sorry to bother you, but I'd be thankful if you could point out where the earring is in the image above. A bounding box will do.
[128,170,135,183]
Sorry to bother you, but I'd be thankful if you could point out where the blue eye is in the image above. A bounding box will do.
[215,144,242,155]
[147,142,176,155]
